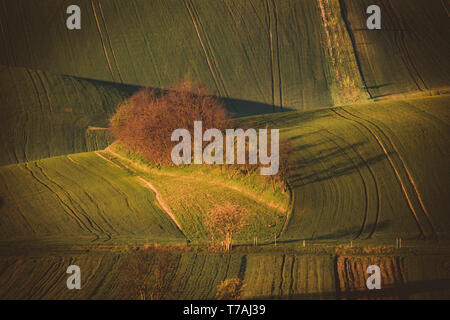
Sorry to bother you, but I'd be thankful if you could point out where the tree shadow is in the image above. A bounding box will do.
[287,134,390,189]
[221,97,295,118]
[68,75,297,118]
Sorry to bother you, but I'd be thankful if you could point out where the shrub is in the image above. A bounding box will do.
[216,278,245,300]
[110,80,230,166]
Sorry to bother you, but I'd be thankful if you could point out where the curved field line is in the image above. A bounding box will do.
[296,132,342,239]
[341,107,437,236]
[22,162,91,234]
[332,108,427,237]
[91,0,116,82]
[324,128,380,239]
[34,161,112,240]
[188,1,229,97]
[272,0,283,109]
[183,0,221,95]
[266,0,275,108]
[98,2,124,83]
[319,129,369,240]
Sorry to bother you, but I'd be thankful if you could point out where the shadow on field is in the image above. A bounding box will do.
[222,97,295,118]
[250,278,450,300]
[0,196,3,208]
[288,136,390,188]
[67,76,295,118]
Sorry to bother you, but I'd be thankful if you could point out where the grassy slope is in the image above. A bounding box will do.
[90,146,289,243]
[340,0,450,99]
[1,96,447,245]
[0,65,137,165]
[0,148,289,245]
[244,95,449,242]
[0,152,185,245]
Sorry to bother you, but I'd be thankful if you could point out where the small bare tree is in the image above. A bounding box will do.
[205,202,248,251]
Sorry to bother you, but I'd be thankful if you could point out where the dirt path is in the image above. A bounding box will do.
[103,147,286,213]
[135,177,183,232]
[94,150,184,234]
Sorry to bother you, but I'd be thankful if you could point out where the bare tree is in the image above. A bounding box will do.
[205,202,248,251]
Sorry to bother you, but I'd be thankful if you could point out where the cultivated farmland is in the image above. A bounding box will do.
[245,95,450,242]
[0,65,137,165]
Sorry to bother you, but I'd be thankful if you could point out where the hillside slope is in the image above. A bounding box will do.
[247,95,450,241]
[0,152,185,245]
[0,0,364,110]
[340,0,450,99]
[0,65,137,165]
[1,0,447,111]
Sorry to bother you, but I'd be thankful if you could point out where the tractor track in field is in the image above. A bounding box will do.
[385,1,428,92]
[22,162,89,234]
[318,129,369,240]
[35,162,112,240]
[184,0,224,96]
[91,0,116,82]
[331,107,426,237]
[98,2,124,84]
[340,107,436,236]
[332,107,436,238]
[324,128,380,239]
[188,2,229,97]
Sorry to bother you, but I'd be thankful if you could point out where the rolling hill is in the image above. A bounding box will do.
[0,65,138,166]
[1,0,447,112]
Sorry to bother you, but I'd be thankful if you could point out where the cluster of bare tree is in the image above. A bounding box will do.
[110,80,295,190]
[110,81,229,166]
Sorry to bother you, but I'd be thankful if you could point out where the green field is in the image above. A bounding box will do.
[0,65,137,165]
[340,0,450,99]
[247,95,449,242]
[0,0,449,300]
[2,0,447,113]
[1,249,449,299]
[0,152,185,245]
